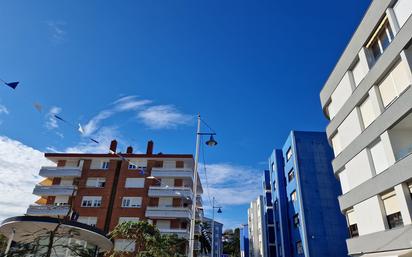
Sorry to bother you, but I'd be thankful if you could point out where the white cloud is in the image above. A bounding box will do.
[137,105,192,129]
[0,136,54,222]
[65,126,121,153]
[199,163,261,206]
[47,21,67,43]
[0,105,9,115]
[81,96,150,136]
[45,106,62,129]
[82,110,114,136]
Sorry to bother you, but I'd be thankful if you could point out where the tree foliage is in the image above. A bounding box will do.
[222,228,240,257]
[106,220,186,257]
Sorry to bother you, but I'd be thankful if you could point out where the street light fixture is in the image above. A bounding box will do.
[211,197,222,257]
[188,114,218,257]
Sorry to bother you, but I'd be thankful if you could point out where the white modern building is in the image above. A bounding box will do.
[247,196,267,257]
[320,0,412,256]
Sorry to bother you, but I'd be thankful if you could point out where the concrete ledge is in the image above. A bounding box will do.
[339,154,412,211]
[326,17,412,139]
[320,0,392,107]
[332,86,412,173]
[347,224,412,255]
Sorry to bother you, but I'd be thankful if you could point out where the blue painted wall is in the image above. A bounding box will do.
[268,131,348,257]
[240,224,249,257]
[262,169,276,256]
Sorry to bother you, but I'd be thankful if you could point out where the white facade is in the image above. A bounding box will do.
[247,196,267,257]
[320,1,412,256]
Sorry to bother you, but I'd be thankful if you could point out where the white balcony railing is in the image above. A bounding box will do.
[26,204,71,216]
[158,228,189,239]
[148,186,193,199]
[33,185,77,196]
[39,166,81,178]
[151,168,194,180]
[145,206,191,219]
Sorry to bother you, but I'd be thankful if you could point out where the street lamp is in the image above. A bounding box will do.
[189,114,218,257]
[211,197,222,257]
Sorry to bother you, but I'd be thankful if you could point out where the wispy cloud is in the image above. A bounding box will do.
[0,105,9,115]
[0,136,54,221]
[81,96,151,136]
[47,21,67,43]
[45,106,62,129]
[65,126,122,153]
[199,163,261,206]
[137,105,192,129]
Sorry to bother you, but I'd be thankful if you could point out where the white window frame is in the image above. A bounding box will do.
[122,197,142,208]
[81,196,102,208]
[86,177,106,188]
[118,217,139,224]
[101,161,110,169]
[125,178,145,188]
[77,216,98,227]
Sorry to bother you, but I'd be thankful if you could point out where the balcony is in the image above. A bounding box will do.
[151,168,194,180]
[39,166,81,178]
[194,240,201,251]
[194,224,201,235]
[148,186,193,199]
[158,228,189,239]
[145,206,191,219]
[33,185,77,196]
[26,204,71,216]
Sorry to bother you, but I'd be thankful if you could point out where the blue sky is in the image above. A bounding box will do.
[0,0,370,229]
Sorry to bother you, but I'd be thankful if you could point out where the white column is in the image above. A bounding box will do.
[386,8,401,35]
[368,85,385,115]
[395,183,412,225]
[380,131,397,166]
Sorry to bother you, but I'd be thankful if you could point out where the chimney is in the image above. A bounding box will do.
[146,140,154,155]
[110,140,117,153]
[126,146,133,154]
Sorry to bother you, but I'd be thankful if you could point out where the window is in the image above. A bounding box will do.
[379,59,411,107]
[119,217,139,224]
[288,169,295,182]
[367,19,394,62]
[77,216,97,227]
[122,197,142,208]
[296,241,303,255]
[81,196,102,207]
[176,161,184,168]
[86,178,106,188]
[346,209,359,238]
[125,178,145,188]
[286,148,293,161]
[369,140,390,175]
[291,191,297,202]
[114,239,135,252]
[101,161,110,169]
[293,214,299,227]
[359,96,378,128]
[352,58,368,86]
[153,161,163,168]
[382,191,403,229]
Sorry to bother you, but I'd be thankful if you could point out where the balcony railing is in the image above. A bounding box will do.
[194,240,201,251]
[145,206,191,219]
[151,168,194,180]
[148,186,193,199]
[26,204,71,216]
[39,166,81,178]
[33,185,77,196]
[158,228,189,239]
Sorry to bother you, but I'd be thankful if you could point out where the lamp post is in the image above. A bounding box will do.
[189,114,217,257]
[211,197,222,257]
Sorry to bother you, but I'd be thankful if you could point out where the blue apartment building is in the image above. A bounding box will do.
[268,131,347,257]
[239,224,249,257]
[262,170,276,256]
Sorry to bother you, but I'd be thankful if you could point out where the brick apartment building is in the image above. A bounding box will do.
[26,139,203,252]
